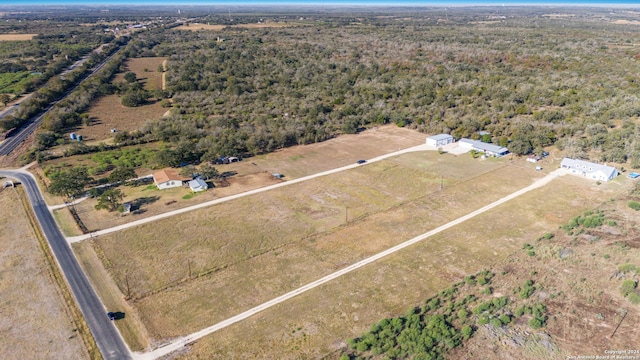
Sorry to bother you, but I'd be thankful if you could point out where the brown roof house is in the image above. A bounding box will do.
[153,169,189,190]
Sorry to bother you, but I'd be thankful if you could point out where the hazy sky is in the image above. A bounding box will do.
[2,0,640,6]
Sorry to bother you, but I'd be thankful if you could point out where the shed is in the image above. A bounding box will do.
[426,134,455,148]
[188,178,208,192]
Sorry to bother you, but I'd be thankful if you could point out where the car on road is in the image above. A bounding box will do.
[107,312,116,321]
[357,159,366,164]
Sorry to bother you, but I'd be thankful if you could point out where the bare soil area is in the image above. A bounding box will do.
[175,22,295,31]
[113,57,166,90]
[0,188,88,359]
[0,33,36,41]
[78,95,166,143]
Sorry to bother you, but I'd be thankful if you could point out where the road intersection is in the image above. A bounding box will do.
[1,148,568,360]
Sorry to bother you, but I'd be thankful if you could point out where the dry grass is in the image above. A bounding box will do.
[52,207,83,237]
[84,151,626,354]
[63,126,426,232]
[0,188,88,359]
[169,175,622,359]
[175,22,294,31]
[113,57,165,90]
[73,241,150,351]
[78,95,166,143]
[0,33,36,41]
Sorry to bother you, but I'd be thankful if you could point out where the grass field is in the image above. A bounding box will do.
[51,57,167,145]
[59,126,427,233]
[0,188,88,360]
[155,175,622,359]
[80,145,629,354]
[113,57,165,90]
[175,22,296,31]
[0,33,36,41]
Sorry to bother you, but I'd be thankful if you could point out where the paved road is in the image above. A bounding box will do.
[135,167,568,360]
[0,169,131,360]
[0,46,122,157]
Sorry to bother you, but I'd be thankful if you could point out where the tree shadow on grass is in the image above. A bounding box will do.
[131,196,160,213]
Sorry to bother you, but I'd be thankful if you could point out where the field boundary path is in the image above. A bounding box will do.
[132,168,568,360]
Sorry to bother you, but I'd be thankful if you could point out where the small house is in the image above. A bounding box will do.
[153,169,190,190]
[560,158,618,182]
[188,178,208,192]
[426,134,455,148]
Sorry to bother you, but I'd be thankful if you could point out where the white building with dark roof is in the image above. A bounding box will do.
[560,158,618,182]
[426,134,455,147]
[458,138,509,157]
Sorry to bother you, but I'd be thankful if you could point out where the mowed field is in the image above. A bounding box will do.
[0,33,36,41]
[64,126,427,233]
[74,135,626,358]
[0,188,88,359]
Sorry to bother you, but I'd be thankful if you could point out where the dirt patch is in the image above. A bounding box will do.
[0,33,36,41]
[114,57,165,91]
[175,22,294,31]
[78,95,166,142]
[0,189,88,359]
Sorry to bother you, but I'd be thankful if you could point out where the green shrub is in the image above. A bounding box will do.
[621,280,638,297]
[629,201,640,211]
[490,318,503,327]
[628,292,640,304]
[461,325,473,340]
[458,309,468,320]
[514,306,525,317]
[478,314,490,325]
[528,317,544,329]
[499,314,511,324]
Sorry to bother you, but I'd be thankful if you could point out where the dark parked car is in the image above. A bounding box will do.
[107,312,116,321]
[357,159,366,164]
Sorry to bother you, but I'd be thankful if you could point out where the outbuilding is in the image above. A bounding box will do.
[426,134,455,148]
[458,138,509,157]
[560,158,618,182]
[188,178,208,192]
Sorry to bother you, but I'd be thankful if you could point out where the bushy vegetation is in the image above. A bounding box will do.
[561,210,606,234]
[343,269,548,359]
[85,11,640,167]
[628,201,640,211]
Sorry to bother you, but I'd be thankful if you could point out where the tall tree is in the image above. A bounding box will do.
[108,167,136,184]
[94,188,124,212]
[48,167,92,201]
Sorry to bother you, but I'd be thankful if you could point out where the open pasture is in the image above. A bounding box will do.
[78,151,620,350]
[0,33,36,41]
[64,126,427,233]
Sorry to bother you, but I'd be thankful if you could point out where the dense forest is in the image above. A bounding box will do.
[7,8,640,170]
[105,11,640,167]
